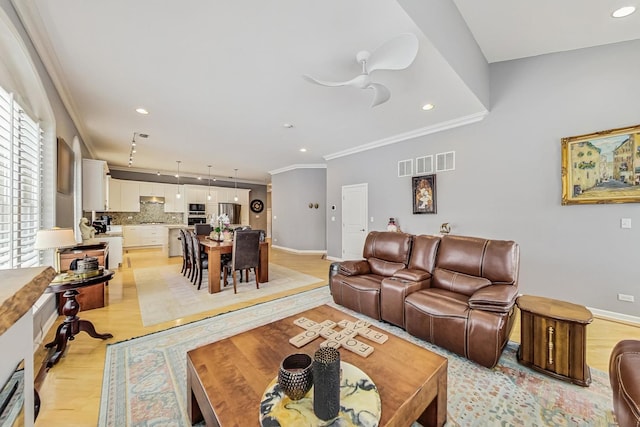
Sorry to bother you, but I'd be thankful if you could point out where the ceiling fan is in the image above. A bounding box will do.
[303,33,419,107]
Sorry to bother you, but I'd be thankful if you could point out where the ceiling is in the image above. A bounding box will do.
[12,0,640,183]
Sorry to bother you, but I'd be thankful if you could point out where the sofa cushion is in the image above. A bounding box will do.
[432,268,492,297]
[436,235,487,277]
[407,235,440,273]
[368,258,406,277]
[362,231,412,264]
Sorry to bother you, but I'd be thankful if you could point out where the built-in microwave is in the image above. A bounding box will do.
[188,203,206,213]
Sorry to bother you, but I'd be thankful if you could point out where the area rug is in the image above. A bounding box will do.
[99,287,615,426]
[134,263,324,326]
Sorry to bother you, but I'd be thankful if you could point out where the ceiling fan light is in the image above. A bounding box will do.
[422,103,435,111]
[612,6,635,17]
[136,107,149,115]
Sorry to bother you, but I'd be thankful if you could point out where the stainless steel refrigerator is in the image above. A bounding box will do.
[218,202,241,224]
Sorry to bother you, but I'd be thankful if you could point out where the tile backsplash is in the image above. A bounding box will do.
[86,203,184,225]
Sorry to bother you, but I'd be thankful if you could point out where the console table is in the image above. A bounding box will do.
[57,243,109,313]
[516,295,592,386]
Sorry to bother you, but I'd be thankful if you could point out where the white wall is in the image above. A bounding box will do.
[272,167,326,251]
[327,39,640,316]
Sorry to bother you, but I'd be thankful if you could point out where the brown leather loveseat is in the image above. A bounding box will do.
[330,232,520,368]
[609,340,640,427]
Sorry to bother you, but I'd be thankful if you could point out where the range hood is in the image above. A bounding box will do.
[140,196,166,204]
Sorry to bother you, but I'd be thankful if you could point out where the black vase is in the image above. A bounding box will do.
[312,347,341,421]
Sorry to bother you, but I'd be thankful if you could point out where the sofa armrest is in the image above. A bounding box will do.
[468,285,518,313]
[393,268,431,282]
[339,260,371,276]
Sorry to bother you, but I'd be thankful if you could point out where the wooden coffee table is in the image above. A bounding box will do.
[187,304,447,426]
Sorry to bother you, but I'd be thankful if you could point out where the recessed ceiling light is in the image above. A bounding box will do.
[283,123,294,128]
[136,107,149,115]
[612,6,636,17]
[197,176,202,180]
[422,103,435,111]
[300,148,307,152]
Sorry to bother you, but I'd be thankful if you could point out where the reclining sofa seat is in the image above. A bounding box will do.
[609,339,640,427]
[404,235,520,368]
[330,231,412,321]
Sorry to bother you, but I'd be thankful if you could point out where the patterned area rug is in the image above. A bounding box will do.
[134,263,324,326]
[99,287,615,426]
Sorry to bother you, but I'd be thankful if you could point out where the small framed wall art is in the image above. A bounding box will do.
[412,174,436,214]
[561,124,640,205]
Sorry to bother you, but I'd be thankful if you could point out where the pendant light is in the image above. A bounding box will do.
[175,161,181,199]
[233,169,239,202]
[207,165,212,201]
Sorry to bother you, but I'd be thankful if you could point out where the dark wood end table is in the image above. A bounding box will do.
[516,294,593,386]
[44,269,115,368]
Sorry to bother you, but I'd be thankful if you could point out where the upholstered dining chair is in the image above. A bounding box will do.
[179,228,191,277]
[223,230,261,294]
[194,223,212,236]
[190,231,208,290]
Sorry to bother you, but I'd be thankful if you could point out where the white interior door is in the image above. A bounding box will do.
[342,183,368,260]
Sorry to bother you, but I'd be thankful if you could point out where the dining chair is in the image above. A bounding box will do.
[185,230,198,283]
[239,229,265,283]
[190,231,208,290]
[194,223,212,236]
[223,230,261,294]
[179,228,191,276]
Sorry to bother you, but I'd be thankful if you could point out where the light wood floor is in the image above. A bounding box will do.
[33,245,640,426]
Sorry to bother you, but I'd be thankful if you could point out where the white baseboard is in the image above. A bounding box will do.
[588,307,640,326]
[271,245,326,255]
[325,256,342,262]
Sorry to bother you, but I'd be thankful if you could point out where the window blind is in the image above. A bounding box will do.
[0,85,43,269]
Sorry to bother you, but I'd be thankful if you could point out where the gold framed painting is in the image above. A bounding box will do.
[561,124,640,205]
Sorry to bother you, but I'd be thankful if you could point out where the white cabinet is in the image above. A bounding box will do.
[185,185,210,204]
[139,182,165,197]
[120,181,141,211]
[107,178,121,211]
[107,179,140,212]
[82,159,109,211]
[123,225,167,248]
[163,184,185,212]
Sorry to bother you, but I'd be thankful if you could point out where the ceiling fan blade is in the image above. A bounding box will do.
[302,74,351,87]
[366,33,419,73]
[368,83,391,107]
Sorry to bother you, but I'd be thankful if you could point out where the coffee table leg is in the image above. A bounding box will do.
[417,367,447,427]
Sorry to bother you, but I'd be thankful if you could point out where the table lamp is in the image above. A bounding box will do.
[34,228,77,272]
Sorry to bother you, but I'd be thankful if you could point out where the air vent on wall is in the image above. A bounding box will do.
[436,151,455,172]
[415,155,433,174]
[397,159,413,177]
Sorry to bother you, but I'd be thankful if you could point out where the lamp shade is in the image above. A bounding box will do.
[34,228,77,250]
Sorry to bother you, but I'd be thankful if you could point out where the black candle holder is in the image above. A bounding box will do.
[277,353,313,401]
[312,347,341,420]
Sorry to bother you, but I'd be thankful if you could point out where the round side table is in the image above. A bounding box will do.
[44,269,115,368]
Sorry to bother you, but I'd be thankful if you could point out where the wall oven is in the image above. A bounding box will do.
[188,216,207,225]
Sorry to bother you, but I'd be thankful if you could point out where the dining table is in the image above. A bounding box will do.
[197,235,269,294]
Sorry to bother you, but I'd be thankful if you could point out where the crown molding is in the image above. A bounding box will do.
[268,164,327,176]
[323,110,489,161]
[11,0,96,158]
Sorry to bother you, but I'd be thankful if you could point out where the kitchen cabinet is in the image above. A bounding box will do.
[123,225,167,248]
[120,180,141,211]
[107,178,121,211]
[163,184,185,213]
[185,185,210,204]
[139,182,165,197]
[82,159,109,211]
[107,179,140,212]
[167,227,185,257]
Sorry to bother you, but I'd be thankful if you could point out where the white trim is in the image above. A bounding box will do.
[271,244,326,255]
[269,164,327,176]
[325,255,343,262]
[323,111,488,161]
[33,304,58,352]
[588,307,640,326]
